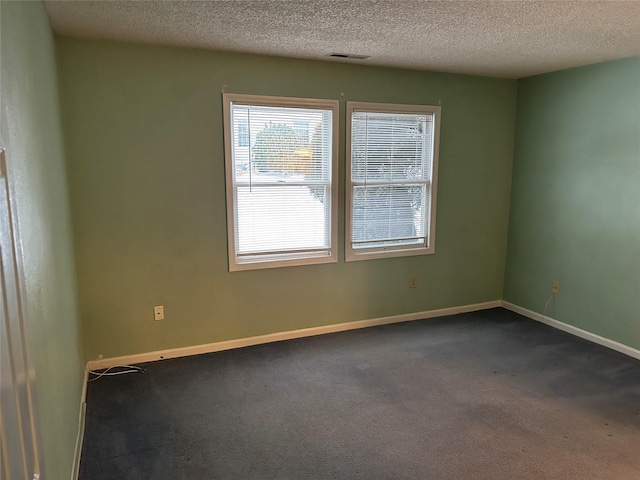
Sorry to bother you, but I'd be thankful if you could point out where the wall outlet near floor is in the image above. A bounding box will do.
[154,305,164,321]
[552,281,560,295]
[409,277,417,289]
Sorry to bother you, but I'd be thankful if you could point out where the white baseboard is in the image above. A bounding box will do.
[71,369,88,480]
[86,300,502,370]
[502,301,640,360]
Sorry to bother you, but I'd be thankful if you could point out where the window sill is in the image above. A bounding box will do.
[345,245,435,262]
[229,253,337,272]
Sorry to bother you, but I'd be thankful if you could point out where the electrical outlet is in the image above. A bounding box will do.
[552,281,560,295]
[409,277,417,289]
[154,305,164,321]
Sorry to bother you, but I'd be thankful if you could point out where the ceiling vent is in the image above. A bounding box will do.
[328,52,370,60]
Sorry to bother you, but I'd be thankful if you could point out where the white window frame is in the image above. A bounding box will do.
[223,93,339,271]
[345,101,441,262]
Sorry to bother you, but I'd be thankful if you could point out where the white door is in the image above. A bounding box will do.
[0,147,43,479]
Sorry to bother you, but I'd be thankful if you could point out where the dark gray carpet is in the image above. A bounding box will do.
[79,308,640,480]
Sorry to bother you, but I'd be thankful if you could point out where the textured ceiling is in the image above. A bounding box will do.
[44,0,640,78]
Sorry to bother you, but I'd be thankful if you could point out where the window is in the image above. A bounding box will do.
[346,102,440,261]
[223,94,339,271]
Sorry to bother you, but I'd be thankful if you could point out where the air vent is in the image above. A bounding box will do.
[328,52,370,60]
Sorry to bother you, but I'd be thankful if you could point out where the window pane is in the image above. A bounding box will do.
[236,185,331,255]
[352,184,427,247]
[351,112,432,183]
[232,105,331,183]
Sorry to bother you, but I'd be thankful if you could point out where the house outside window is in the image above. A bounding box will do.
[293,121,309,142]
[236,118,249,147]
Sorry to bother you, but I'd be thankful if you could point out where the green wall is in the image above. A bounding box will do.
[0,2,85,479]
[57,38,517,360]
[504,57,640,349]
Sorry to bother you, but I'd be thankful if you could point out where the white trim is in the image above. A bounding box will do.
[345,101,441,262]
[502,301,640,360]
[71,369,88,480]
[86,300,501,370]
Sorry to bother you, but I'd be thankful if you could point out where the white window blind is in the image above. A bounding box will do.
[347,102,440,261]
[223,94,338,271]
